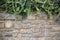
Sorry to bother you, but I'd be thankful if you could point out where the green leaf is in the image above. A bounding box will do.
[24,8,31,16]
[16,7,20,12]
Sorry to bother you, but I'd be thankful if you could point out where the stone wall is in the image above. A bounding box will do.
[0,13,60,40]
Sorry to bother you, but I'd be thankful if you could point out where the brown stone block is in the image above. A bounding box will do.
[41,15,47,20]
[5,21,13,28]
[56,37,60,40]
[31,20,40,25]
[0,32,2,37]
[31,20,46,25]
[45,25,52,29]
[20,29,28,33]
[27,14,35,19]
[0,14,5,19]
[17,34,21,40]
[50,16,54,20]
[4,37,12,40]
[47,20,54,25]
[38,37,46,40]
[49,32,56,37]
[36,15,47,20]
[52,27,60,32]
[0,22,4,29]
[39,27,45,32]
[32,28,39,33]
[46,37,56,40]
[13,29,19,33]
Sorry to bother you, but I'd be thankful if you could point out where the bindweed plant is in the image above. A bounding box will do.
[0,0,60,21]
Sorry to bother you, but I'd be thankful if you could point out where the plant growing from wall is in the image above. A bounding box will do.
[0,0,60,21]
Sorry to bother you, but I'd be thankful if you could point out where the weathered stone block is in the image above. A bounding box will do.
[20,29,28,34]
[39,27,45,33]
[45,25,52,29]
[36,15,47,20]
[27,14,35,19]
[13,29,19,33]
[55,32,60,37]
[0,14,5,19]
[17,34,21,40]
[56,37,60,40]
[0,22,4,28]
[46,37,56,40]
[32,33,45,38]
[5,34,12,37]
[47,20,54,25]
[4,37,12,40]
[31,20,40,25]
[21,29,32,34]
[32,28,39,33]
[49,32,56,37]
[0,37,3,40]
[52,27,60,32]
[5,21,13,28]
[14,21,22,29]
[21,34,32,37]
[0,32,2,37]
[38,37,46,40]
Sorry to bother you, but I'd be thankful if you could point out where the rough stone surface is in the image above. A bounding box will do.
[0,22,4,29]
[5,21,14,28]
[0,13,60,40]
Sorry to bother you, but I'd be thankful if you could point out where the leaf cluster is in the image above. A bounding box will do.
[0,0,60,20]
